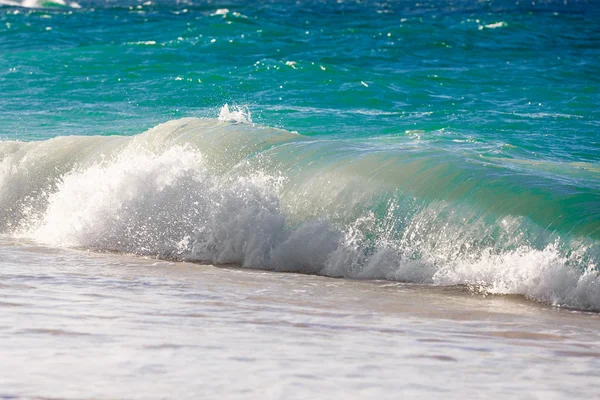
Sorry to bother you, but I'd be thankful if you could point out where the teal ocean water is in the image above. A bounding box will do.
[1,0,599,310]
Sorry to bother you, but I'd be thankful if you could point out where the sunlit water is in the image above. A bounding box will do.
[1,0,600,397]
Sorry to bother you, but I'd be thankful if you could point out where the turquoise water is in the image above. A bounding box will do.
[1,0,599,309]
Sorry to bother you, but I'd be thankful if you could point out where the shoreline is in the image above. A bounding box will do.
[2,238,600,398]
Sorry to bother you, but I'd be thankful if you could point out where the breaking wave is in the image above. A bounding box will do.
[0,116,598,310]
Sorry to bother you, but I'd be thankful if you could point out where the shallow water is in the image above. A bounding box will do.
[1,238,600,399]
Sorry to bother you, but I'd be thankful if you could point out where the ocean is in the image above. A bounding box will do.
[1,0,599,398]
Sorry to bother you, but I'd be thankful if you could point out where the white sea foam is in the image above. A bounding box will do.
[485,21,507,29]
[127,40,158,46]
[210,8,229,17]
[479,21,507,30]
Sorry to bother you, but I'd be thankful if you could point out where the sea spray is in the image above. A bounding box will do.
[218,104,252,124]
